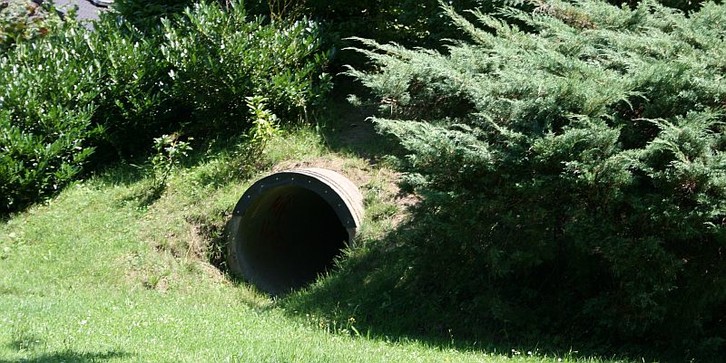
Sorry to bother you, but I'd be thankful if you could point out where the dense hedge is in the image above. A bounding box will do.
[1,12,101,213]
[349,0,726,354]
[0,0,330,214]
[112,0,193,33]
[93,1,329,157]
[239,0,713,60]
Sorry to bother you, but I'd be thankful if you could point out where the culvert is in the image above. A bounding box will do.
[226,168,364,295]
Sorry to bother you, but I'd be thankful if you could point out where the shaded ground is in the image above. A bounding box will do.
[272,92,717,362]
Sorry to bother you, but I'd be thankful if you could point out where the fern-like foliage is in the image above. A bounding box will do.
[348,0,726,353]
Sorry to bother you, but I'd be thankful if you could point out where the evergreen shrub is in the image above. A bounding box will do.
[243,0,708,62]
[348,0,726,353]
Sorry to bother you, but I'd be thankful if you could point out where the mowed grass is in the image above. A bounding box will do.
[1,128,635,362]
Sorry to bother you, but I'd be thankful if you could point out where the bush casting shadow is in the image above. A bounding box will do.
[281,200,725,362]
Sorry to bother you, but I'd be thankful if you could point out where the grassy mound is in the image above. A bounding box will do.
[1,116,660,362]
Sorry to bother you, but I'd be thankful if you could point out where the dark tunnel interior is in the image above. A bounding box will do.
[236,185,349,294]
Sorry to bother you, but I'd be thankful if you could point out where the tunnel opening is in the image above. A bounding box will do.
[227,169,363,295]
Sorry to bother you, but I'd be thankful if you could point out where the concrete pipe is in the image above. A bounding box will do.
[226,168,364,295]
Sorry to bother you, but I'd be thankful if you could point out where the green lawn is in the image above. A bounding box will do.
[1,128,638,362]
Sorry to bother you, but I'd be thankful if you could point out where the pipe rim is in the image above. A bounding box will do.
[227,168,364,294]
[232,168,363,232]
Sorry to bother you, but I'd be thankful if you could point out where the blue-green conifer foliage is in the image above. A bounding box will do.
[348,0,725,351]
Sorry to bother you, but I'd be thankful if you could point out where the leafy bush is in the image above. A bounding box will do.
[112,0,195,34]
[160,1,330,134]
[88,1,330,157]
[0,17,100,214]
[246,0,498,49]
[348,0,726,353]
[1,0,330,214]
[83,15,180,159]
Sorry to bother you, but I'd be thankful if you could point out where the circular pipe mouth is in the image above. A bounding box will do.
[227,168,363,295]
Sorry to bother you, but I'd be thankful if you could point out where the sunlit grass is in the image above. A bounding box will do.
[0,127,642,362]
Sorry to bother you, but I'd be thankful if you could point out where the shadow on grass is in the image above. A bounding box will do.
[314,82,403,164]
[101,135,265,211]
[278,86,723,362]
[94,134,251,188]
[280,206,722,362]
[282,214,533,354]
[118,183,166,209]
[0,349,131,363]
